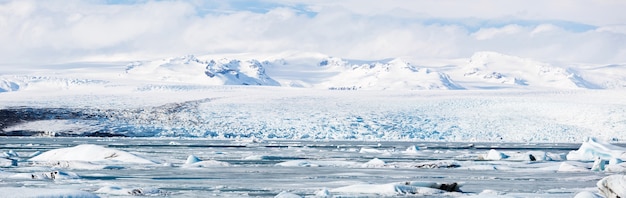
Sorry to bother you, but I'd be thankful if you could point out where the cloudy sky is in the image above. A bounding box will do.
[1,0,625,66]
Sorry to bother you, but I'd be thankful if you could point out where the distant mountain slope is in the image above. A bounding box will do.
[0,75,108,93]
[459,51,601,89]
[125,55,280,86]
[316,58,463,90]
[1,51,624,92]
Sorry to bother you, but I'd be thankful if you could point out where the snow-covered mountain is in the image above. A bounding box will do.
[0,51,624,92]
[459,52,601,89]
[317,57,463,90]
[125,55,280,86]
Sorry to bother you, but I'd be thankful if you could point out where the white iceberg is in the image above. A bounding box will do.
[331,181,461,196]
[181,155,230,168]
[361,158,388,168]
[9,171,80,180]
[597,175,626,198]
[274,191,302,198]
[95,186,168,196]
[482,149,509,160]
[29,144,156,165]
[574,191,604,198]
[567,138,626,161]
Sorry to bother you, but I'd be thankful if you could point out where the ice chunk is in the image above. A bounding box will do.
[591,157,606,171]
[274,191,302,198]
[404,145,420,154]
[31,161,124,170]
[331,181,461,196]
[0,158,16,167]
[9,171,80,180]
[484,149,509,160]
[362,158,387,168]
[359,147,387,154]
[96,186,168,196]
[413,160,460,169]
[567,138,626,161]
[315,188,331,197]
[29,144,156,164]
[574,191,603,198]
[597,175,626,198]
[275,160,360,168]
[185,155,202,164]
[557,162,589,172]
[3,150,18,158]
[182,155,230,168]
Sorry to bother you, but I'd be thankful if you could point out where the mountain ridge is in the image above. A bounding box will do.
[0,51,625,92]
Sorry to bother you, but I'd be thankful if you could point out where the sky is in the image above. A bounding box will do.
[1,0,626,66]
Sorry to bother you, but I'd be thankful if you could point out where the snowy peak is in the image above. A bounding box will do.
[205,59,279,86]
[125,55,280,86]
[319,57,463,90]
[462,51,598,89]
[0,77,21,92]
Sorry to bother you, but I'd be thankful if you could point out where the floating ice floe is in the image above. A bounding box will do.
[557,162,590,172]
[567,138,626,161]
[0,157,16,167]
[274,191,302,198]
[574,191,604,198]
[482,149,510,160]
[412,160,461,169]
[361,158,388,168]
[9,171,80,180]
[331,181,462,196]
[275,160,360,168]
[0,187,98,198]
[597,175,626,198]
[28,144,156,169]
[181,155,230,168]
[95,186,169,196]
[403,145,420,154]
[359,147,389,154]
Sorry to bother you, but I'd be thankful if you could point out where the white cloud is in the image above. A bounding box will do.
[472,25,523,40]
[0,0,625,66]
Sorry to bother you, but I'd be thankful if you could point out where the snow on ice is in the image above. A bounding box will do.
[29,144,156,165]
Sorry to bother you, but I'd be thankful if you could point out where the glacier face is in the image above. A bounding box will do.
[1,87,625,142]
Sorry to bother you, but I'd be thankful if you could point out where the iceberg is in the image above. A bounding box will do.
[29,144,156,165]
[597,175,626,198]
[567,138,626,161]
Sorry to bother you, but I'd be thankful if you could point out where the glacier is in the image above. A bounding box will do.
[0,51,625,141]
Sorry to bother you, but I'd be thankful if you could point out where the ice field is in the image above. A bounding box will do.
[1,137,626,197]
